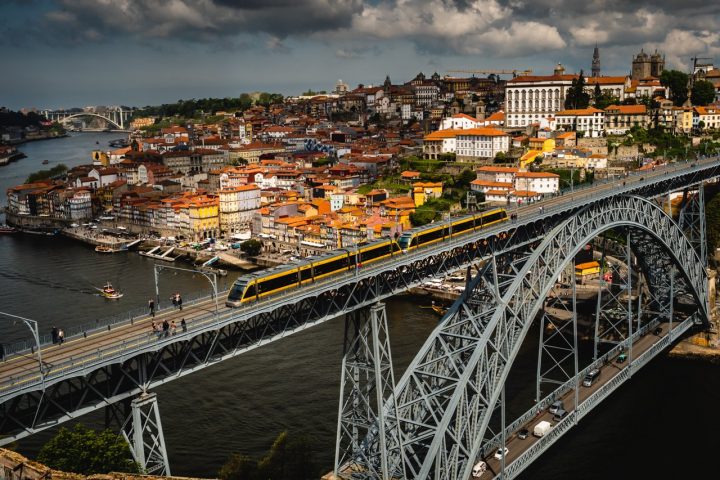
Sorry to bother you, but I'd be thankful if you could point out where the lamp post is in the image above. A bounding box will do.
[0,311,44,386]
[153,264,219,324]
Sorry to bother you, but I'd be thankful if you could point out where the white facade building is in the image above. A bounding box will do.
[505,73,575,128]
[554,108,605,138]
[455,128,510,159]
[514,172,560,194]
[439,113,482,131]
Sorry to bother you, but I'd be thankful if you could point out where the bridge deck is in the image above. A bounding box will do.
[483,320,681,479]
[1,157,718,402]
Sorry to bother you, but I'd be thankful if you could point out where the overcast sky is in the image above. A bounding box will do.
[2,0,719,110]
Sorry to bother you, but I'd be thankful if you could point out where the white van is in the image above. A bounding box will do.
[472,461,487,478]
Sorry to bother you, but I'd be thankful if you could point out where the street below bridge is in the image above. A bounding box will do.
[0,156,716,395]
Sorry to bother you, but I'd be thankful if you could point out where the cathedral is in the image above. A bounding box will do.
[632,49,665,80]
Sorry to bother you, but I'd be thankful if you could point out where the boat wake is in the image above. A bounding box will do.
[0,269,98,295]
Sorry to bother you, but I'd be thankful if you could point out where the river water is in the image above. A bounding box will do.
[2,134,718,479]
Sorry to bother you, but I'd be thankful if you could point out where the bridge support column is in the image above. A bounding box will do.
[334,302,402,479]
[536,264,579,404]
[679,182,707,267]
[122,392,171,476]
[594,231,633,359]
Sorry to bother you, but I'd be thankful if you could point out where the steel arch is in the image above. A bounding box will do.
[388,195,708,479]
[57,112,123,129]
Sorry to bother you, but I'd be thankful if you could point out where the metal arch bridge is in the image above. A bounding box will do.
[42,109,133,130]
[0,158,718,477]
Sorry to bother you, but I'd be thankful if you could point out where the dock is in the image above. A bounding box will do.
[139,246,179,261]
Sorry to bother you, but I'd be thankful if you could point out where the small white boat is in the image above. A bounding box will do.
[97,282,123,299]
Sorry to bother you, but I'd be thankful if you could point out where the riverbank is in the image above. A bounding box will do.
[4,132,68,146]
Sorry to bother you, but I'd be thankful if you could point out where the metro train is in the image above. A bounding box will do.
[226,208,508,306]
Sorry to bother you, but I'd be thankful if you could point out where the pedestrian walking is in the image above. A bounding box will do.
[148,299,155,317]
[0,343,5,362]
[181,318,187,333]
[58,329,65,345]
[51,326,59,344]
[170,320,177,336]
[162,319,169,337]
[171,294,178,309]
[177,293,183,311]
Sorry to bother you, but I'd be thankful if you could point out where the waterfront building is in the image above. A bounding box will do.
[218,184,261,236]
[515,171,560,194]
[188,194,220,240]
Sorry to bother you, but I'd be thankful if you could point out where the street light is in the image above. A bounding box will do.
[0,311,44,387]
[153,264,219,325]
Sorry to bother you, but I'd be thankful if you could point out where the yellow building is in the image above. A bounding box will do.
[528,137,555,152]
[411,181,443,207]
[91,150,110,166]
[188,194,219,240]
[520,149,543,169]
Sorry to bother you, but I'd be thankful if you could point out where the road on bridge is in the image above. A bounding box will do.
[481,322,676,479]
[0,157,714,395]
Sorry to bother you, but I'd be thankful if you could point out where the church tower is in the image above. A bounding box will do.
[592,44,601,77]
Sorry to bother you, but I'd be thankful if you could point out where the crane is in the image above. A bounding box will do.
[447,69,533,78]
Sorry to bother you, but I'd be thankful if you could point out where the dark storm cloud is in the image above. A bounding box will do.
[2,0,719,67]
[18,0,365,46]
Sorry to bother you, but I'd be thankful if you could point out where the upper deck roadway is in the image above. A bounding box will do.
[1,156,719,443]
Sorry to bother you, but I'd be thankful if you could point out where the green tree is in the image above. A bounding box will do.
[660,70,689,106]
[255,431,318,480]
[219,454,259,480]
[691,80,716,106]
[456,169,477,189]
[240,239,262,257]
[594,92,621,110]
[26,164,68,183]
[410,208,438,227]
[564,70,591,110]
[37,424,139,475]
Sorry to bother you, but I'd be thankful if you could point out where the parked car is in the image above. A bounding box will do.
[549,400,563,415]
[517,428,529,440]
[494,447,509,460]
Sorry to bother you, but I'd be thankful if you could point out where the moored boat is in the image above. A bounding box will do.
[95,245,114,253]
[0,225,17,234]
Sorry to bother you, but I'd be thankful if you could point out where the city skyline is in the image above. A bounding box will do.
[2,0,719,109]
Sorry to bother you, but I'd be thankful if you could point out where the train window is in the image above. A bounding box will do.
[243,282,257,300]
[452,218,475,234]
[482,210,507,225]
[391,241,402,253]
[313,256,349,277]
[228,282,247,301]
[418,226,444,244]
[257,270,299,294]
[298,266,312,282]
[360,243,392,262]
[398,234,413,249]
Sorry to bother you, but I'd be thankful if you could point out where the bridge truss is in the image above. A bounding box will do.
[341,194,709,479]
[1,161,719,476]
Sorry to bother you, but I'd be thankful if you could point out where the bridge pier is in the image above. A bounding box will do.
[333,302,403,479]
[122,392,171,476]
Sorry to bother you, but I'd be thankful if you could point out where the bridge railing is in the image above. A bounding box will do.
[1,289,217,358]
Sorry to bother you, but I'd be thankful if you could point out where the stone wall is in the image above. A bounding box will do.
[0,448,214,480]
[576,138,608,155]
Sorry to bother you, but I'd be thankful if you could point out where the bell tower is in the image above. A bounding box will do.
[592,44,601,77]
